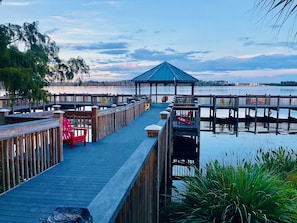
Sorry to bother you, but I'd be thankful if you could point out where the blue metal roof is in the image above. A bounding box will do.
[132,61,198,83]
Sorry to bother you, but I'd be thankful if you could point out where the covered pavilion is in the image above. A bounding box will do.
[131,61,199,102]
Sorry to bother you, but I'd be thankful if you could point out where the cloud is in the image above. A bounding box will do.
[2,2,30,6]
[100,49,130,55]
[81,1,120,7]
[63,42,128,51]
[240,38,297,50]
[129,48,209,61]
[85,48,297,82]
[190,54,297,72]
[45,28,60,35]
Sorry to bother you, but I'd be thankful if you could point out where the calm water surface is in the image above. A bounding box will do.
[45,85,297,96]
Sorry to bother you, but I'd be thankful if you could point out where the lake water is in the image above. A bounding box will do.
[45,85,297,96]
[2,85,297,167]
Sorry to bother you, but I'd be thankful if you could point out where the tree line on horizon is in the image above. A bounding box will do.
[51,79,297,87]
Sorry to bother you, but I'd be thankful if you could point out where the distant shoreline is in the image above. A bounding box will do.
[49,80,297,87]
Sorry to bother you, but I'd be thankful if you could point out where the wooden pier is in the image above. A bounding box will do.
[0,101,170,223]
[0,94,296,222]
[170,94,297,178]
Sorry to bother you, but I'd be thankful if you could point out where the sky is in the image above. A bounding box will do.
[1,0,297,83]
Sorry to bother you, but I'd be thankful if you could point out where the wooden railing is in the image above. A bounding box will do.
[0,94,148,113]
[0,99,148,194]
[0,117,62,193]
[173,94,297,108]
[62,100,147,142]
[88,111,171,223]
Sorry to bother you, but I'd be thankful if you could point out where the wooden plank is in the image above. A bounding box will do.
[9,138,15,187]
[15,137,20,185]
[0,118,59,140]
[19,135,25,183]
[0,141,6,192]
[5,140,9,190]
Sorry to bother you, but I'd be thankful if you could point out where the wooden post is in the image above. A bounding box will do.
[213,96,217,133]
[132,100,136,120]
[276,96,280,134]
[53,110,64,162]
[0,109,10,125]
[123,103,127,126]
[53,104,61,111]
[91,106,99,142]
[111,104,117,132]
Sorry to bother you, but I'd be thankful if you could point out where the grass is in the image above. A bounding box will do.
[162,147,297,223]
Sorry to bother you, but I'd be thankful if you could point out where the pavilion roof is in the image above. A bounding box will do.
[131,61,198,84]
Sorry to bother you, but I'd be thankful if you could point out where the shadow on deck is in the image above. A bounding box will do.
[0,103,168,223]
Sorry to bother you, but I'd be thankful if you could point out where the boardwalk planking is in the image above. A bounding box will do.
[0,103,168,223]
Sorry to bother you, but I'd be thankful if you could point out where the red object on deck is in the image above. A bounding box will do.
[161,96,168,102]
[176,111,193,126]
[62,117,87,148]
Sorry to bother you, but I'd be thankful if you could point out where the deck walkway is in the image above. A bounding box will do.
[0,103,168,223]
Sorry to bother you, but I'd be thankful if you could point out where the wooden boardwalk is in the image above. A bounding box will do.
[0,103,168,223]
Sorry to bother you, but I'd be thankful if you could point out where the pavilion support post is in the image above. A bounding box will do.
[150,83,152,100]
[191,84,195,102]
[155,83,158,103]
[138,83,141,95]
[174,77,177,95]
[135,82,137,95]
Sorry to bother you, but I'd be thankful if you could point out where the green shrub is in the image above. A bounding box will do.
[163,160,297,223]
[255,146,297,180]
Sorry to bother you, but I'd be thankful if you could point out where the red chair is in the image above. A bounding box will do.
[62,117,87,148]
[161,96,168,103]
[176,111,193,126]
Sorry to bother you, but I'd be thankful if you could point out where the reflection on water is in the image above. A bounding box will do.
[200,132,297,169]
[1,85,297,96]
[43,85,297,96]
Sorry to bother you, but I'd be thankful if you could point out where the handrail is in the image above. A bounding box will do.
[88,111,171,223]
[0,117,62,193]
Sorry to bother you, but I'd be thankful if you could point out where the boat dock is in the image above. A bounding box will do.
[0,103,168,223]
[0,94,297,222]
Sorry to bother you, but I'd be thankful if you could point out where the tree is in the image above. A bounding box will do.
[48,56,90,83]
[0,21,89,112]
[256,0,297,33]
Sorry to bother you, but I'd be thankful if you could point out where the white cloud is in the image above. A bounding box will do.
[3,1,30,6]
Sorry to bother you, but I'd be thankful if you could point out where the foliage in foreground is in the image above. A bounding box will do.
[163,151,297,223]
[256,146,297,185]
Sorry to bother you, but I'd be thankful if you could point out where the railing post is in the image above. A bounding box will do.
[124,103,127,126]
[53,104,61,111]
[132,100,136,120]
[91,106,99,142]
[53,110,64,162]
[111,104,117,132]
[0,108,10,125]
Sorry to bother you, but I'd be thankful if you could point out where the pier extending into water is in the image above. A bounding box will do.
[0,94,296,222]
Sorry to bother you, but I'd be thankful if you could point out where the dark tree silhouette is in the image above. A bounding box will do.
[0,21,89,112]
